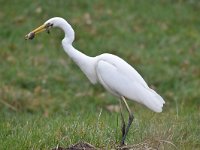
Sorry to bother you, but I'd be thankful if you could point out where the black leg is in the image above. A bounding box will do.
[119,99,126,141]
[120,96,134,145]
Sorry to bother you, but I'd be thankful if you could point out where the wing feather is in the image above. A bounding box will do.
[96,57,165,112]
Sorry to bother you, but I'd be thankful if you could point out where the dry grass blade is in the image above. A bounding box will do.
[158,139,177,149]
[0,100,18,111]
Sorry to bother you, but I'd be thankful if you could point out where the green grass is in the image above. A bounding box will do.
[0,0,200,149]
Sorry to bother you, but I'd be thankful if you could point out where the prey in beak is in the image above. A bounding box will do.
[25,23,52,40]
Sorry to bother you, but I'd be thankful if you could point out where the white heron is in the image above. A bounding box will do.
[25,17,165,145]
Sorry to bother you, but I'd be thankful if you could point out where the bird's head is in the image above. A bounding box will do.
[25,17,65,40]
[25,17,75,43]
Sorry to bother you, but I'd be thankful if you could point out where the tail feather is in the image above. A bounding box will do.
[141,88,165,113]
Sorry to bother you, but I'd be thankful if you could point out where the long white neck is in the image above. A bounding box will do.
[62,39,91,68]
[54,18,98,84]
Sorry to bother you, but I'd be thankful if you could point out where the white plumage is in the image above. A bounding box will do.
[25,17,165,145]
[95,54,165,113]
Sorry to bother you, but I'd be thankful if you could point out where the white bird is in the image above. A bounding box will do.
[25,17,165,145]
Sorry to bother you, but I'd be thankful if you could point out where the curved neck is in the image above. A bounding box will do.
[55,19,75,44]
[57,18,98,84]
[58,19,91,66]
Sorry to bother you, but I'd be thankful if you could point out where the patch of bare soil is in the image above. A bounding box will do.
[52,142,98,150]
[52,139,176,150]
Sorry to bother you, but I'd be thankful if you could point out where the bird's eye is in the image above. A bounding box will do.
[45,23,53,28]
[50,23,53,27]
[44,23,53,34]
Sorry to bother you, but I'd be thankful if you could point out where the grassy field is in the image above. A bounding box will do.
[0,0,200,149]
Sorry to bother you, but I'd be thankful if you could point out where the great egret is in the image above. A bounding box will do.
[25,17,165,145]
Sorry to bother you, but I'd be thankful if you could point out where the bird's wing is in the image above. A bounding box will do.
[96,59,165,112]
[97,54,149,88]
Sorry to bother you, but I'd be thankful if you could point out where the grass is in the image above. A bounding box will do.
[0,0,200,149]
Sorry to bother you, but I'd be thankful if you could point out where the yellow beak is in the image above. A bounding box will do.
[31,24,46,34]
[25,24,46,40]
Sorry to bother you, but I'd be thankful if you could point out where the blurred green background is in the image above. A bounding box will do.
[0,0,200,149]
